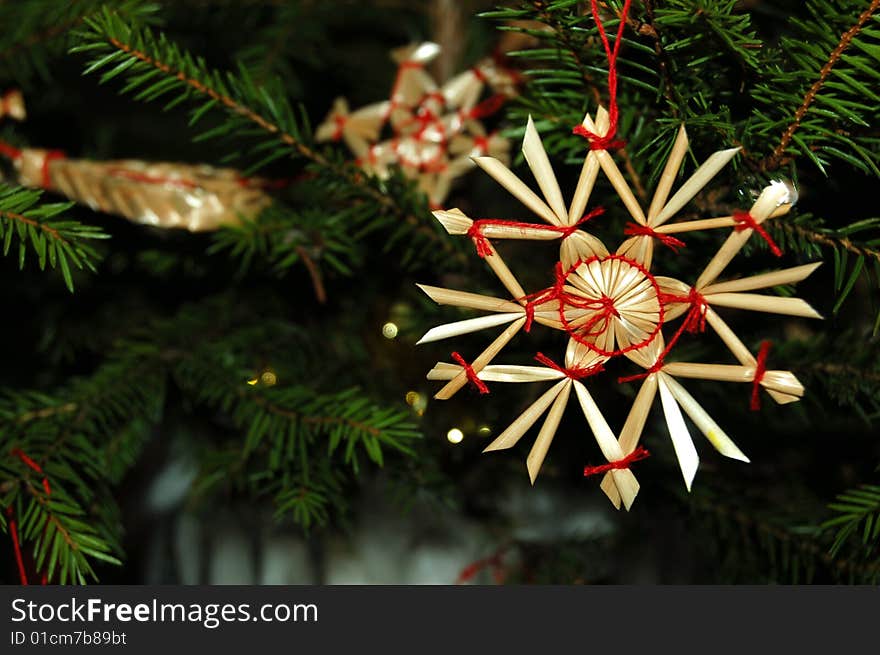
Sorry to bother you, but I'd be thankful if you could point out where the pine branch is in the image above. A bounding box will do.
[763,0,880,171]
[0,184,109,292]
[822,483,880,558]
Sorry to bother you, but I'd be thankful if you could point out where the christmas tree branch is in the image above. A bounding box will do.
[71,12,463,264]
[763,0,880,171]
[779,221,880,264]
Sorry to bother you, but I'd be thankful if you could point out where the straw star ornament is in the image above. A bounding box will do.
[417,109,821,511]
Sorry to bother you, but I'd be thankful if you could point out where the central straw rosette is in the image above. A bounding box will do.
[417,109,821,511]
[555,254,662,358]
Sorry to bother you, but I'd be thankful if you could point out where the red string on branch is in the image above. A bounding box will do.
[5,507,28,585]
[733,210,783,257]
[451,351,489,395]
[11,448,51,495]
[751,341,772,411]
[571,0,632,151]
[583,445,650,477]
[455,546,508,584]
[534,352,605,380]
[623,222,686,252]
[465,207,604,258]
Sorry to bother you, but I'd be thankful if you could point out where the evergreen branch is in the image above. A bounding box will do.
[0,184,109,292]
[821,483,880,558]
[764,0,880,170]
[778,221,880,264]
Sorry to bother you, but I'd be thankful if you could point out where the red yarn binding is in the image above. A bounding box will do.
[331,115,347,141]
[623,222,686,252]
[470,66,488,83]
[572,0,632,151]
[465,207,604,258]
[451,351,489,395]
[751,341,771,410]
[40,150,65,189]
[658,287,707,334]
[583,445,650,477]
[733,210,782,257]
[534,352,605,380]
[468,94,506,120]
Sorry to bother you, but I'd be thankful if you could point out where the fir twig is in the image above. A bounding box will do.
[762,0,880,170]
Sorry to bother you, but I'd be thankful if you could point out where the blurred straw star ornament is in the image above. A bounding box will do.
[417,109,821,511]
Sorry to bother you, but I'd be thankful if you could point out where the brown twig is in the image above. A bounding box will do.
[635,0,680,112]
[0,209,69,246]
[294,245,327,304]
[779,222,880,263]
[762,0,880,171]
[245,392,381,436]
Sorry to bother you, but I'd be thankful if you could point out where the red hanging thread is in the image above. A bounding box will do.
[750,341,772,411]
[572,0,632,151]
[658,287,708,334]
[583,445,650,477]
[623,222,687,252]
[465,207,605,258]
[534,352,605,380]
[40,150,65,189]
[617,297,696,383]
[733,210,782,257]
[451,352,489,395]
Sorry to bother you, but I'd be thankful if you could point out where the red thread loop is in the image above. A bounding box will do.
[734,210,782,257]
[658,288,707,334]
[751,341,772,411]
[583,445,650,477]
[623,222,686,252]
[534,352,605,380]
[40,150,65,189]
[451,352,489,395]
[571,0,632,151]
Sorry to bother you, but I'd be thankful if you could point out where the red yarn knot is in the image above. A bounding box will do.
[471,66,488,83]
[558,206,605,238]
[520,285,560,333]
[617,360,663,384]
[623,222,687,252]
[751,341,772,411]
[473,134,490,154]
[572,123,626,151]
[658,287,707,333]
[331,115,347,140]
[733,210,783,257]
[466,222,495,258]
[40,150,65,189]
[451,352,489,395]
[583,445,650,477]
[534,352,605,380]
[468,94,506,119]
